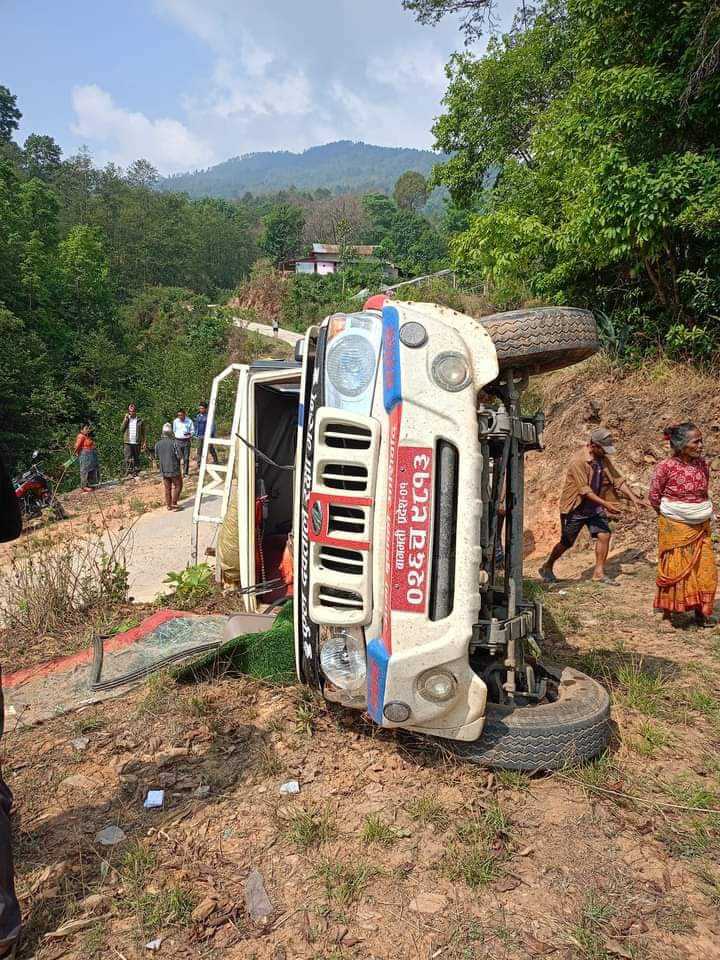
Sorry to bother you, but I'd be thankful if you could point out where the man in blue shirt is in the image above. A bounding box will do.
[195,402,218,467]
[172,409,194,476]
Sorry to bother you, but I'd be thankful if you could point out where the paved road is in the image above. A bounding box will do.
[118,495,217,603]
[233,318,303,347]
[117,325,301,603]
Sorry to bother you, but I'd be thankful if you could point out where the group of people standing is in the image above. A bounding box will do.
[540,423,717,625]
[73,401,216,505]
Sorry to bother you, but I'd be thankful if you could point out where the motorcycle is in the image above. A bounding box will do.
[13,451,67,522]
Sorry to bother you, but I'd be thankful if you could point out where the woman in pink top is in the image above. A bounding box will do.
[649,423,716,625]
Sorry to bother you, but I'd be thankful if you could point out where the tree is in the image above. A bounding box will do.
[22,134,62,179]
[126,158,159,188]
[0,86,21,142]
[302,195,369,245]
[393,171,430,212]
[402,0,496,41]
[436,0,720,354]
[259,204,305,264]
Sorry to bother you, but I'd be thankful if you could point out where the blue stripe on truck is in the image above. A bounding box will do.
[382,305,402,412]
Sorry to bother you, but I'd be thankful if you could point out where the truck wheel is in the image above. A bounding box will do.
[449,665,611,771]
[481,307,598,375]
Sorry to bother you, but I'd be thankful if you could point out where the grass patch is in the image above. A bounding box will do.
[118,842,194,933]
[565,891,616,959]
[136,671,177,717]
[406,795,450,831]
[695,865,720,907]
[315,860,376,907]
[80,921,106,959]
[295,687,319,737]
[446,846,499,888]
[135,886,195,933]
[616,658,669,717]
[121,842,156,887]
[361,814,398,846]
[566,752,622,793]
[630,721,671,758]
[684,690,720,718]
[495,770,531,791]
[0,533,129,638]
[659,777,720,858]
[443,802,509,889]
[251,742,282,778]
[72,714,106,735]
[284,805,336,849]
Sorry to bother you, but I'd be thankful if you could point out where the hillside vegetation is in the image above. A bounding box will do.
[159,140,442,199]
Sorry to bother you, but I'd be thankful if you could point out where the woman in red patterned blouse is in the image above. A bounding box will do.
[649,423,716,625]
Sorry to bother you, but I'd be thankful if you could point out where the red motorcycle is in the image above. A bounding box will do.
[13,452,66,522]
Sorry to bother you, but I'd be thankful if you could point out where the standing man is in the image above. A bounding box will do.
[539,427,646,584]
[172,408,194,476]
[155,424,183,510]
[122,403,147,477]
[0,455,24,955]
[195,402,218,468]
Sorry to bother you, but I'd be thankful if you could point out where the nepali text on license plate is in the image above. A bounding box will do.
[390,446,433,613]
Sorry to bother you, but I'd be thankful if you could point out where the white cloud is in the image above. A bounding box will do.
[71,84,215,173]
[201,59,313,120]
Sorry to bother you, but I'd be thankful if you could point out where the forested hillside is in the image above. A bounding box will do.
[0,87,451,480]
[159,141,441,199]
[424,0,720,360]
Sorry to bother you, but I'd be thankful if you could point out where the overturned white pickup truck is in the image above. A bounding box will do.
[194,303,610,770]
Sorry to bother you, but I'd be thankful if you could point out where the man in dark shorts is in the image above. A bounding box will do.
[539,427,645,584]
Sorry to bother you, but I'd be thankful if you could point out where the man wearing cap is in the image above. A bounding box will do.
[539,428,645,584]
[155,423,183,511]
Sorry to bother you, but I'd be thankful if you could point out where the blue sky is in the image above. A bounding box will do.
[4,0,516,175]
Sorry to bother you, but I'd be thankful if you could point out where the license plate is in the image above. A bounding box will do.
[389,446,433,613]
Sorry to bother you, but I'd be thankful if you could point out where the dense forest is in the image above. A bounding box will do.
[0,87,450,479]
[4,0,717,483]
[159,141,442,200]
[417,0,720,360]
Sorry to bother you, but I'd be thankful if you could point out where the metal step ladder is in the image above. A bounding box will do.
[191,363,245,567]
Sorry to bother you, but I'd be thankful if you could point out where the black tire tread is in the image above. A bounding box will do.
[481,307,599,375]
[450,666,611,771]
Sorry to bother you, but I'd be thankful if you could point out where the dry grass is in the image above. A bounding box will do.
[0,528,130,638]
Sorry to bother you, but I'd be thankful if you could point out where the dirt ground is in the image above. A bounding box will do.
[7,554,720,960]
[4,356,720,959]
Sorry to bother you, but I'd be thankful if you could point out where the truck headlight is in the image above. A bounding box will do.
[320,628,366,690]
[324,312,382,413]
[431,351,470,392]
[326,334,377,398]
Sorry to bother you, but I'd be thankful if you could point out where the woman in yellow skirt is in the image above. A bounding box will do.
[649,423,717,626]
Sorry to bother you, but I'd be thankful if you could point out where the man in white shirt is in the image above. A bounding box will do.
[172,408,195,475]
[121,403,146,477]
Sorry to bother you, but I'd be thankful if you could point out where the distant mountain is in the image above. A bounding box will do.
[159,140,442,199]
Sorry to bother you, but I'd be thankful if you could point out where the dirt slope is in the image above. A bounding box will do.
[5,355,720,959]
[525,355,720,561]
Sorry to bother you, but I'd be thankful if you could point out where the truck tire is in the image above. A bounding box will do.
[481,307,598,375]
[449,665,611,771]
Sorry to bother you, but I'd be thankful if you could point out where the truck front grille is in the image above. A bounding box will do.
[328,504,366,536]
[321,463,368,492]
[309,407,380,626]
[321,421,372,450]
[316,586,364,611]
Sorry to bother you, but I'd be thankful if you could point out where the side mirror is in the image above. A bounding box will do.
[294,339,305,363]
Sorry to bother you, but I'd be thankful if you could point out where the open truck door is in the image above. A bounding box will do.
[192,360,301,612]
